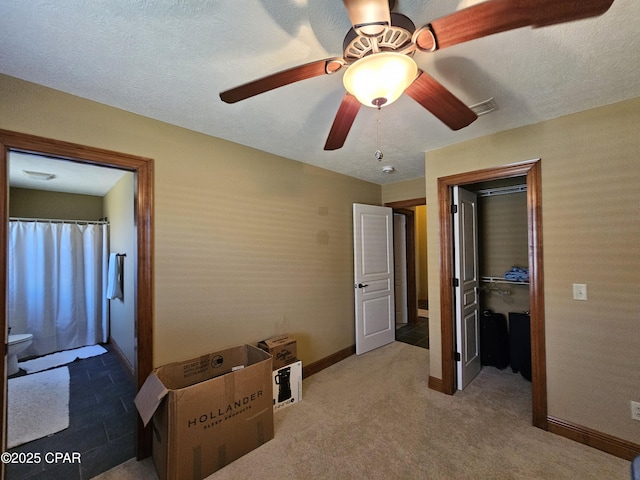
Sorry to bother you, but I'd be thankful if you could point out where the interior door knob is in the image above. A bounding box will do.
[357,283,369,288]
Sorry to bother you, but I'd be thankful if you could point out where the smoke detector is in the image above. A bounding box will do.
[382,166,395,174]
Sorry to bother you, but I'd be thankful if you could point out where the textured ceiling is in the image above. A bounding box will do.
[1,0,639,185]
[9,151,127,197]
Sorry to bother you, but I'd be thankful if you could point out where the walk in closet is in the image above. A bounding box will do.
[473,179,531,380]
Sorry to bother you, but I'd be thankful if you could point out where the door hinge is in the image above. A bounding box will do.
[451,204,458,214]
[454,352,461,362]
[452,278,459,287]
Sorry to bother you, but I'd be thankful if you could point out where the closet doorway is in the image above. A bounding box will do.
[437,159,547,430]
[0,129,154,463]
[454,178,529,390]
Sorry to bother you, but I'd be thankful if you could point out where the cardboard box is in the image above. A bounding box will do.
[272,360,302,412]
[134,345,274,480]
[257,334,297,370]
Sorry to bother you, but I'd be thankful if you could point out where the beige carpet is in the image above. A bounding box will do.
[94,342,630,479]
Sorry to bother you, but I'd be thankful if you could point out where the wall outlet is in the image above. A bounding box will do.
[631,401,640,421]
[572,283,588,301]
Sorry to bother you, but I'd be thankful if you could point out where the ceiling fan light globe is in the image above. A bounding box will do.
[343,52,417,108]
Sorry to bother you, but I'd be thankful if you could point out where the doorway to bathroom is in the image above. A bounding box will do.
[0,129,154,473]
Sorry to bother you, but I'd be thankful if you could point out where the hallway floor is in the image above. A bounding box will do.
[395,316,429,349]
[6,344,136,480]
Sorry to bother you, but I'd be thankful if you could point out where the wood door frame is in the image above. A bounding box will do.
[0,129,154,458]
[385,197,426,326]
[437,159,547,430]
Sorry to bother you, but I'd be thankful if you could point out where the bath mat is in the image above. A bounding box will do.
[19,344,107,374]
[7,366,70,448]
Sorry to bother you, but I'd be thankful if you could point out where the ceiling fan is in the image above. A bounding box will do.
[220,0,615,151]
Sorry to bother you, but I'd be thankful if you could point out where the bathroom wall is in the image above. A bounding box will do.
[103,172,136,369]
[9,187,103,219]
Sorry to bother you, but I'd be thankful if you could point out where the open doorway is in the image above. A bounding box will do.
[6,151,138,476]
[437,159,547,430]
[453,177,530,391]
[0,129,154,476]
[386,198,429,350]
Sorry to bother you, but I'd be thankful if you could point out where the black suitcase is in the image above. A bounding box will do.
[480,311,510,369]
[509,312,532,381]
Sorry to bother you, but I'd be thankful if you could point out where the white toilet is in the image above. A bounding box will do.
[7,333,33,376]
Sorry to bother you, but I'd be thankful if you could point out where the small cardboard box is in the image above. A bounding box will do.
[257,334,297,370]
[134,345,274,480]
[272,360,302,412]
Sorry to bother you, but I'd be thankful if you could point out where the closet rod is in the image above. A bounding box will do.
[476,184,526,197]
[9,217,109,225]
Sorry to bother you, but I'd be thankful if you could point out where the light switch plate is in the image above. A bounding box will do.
[573,283,588,301]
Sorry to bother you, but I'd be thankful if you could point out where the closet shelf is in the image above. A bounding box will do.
[481,276,529,285]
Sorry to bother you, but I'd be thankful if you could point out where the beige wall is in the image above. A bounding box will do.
[425,97,640,445]
[9,187,103,220]
[0,74,381,367]
[103,172,136,368]
[479,192,529,317]
[381,177,425,204]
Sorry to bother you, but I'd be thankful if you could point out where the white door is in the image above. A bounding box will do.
[453,187,481,390]
[353,204,395,355]
[393,214,408,325]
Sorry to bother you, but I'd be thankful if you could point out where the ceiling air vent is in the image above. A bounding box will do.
[23,170,56,181]
[470,97,497,116]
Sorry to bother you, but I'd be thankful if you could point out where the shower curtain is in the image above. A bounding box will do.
[8,220,109,357]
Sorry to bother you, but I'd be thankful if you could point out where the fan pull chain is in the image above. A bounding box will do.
[374,106,383,161]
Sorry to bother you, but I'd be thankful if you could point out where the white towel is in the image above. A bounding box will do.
[106,253,123,300]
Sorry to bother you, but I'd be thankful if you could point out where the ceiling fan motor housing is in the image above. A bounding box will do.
[343,13,416,62]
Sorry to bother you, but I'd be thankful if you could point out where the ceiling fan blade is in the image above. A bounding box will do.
[404,71,477,131]
[343,0,391,36]
[324,93,361,151]
[415,0,615,51]
[529,0,615,27]
[220,58,344,104]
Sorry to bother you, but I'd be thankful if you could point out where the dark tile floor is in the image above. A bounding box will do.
[6,344,137,480]
[396,316,429,349]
